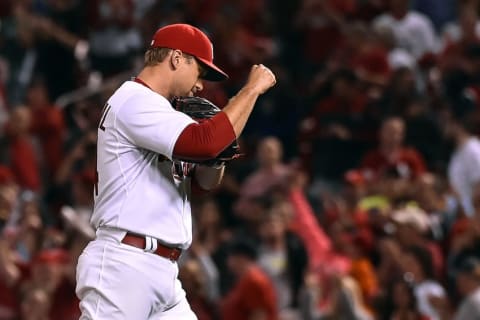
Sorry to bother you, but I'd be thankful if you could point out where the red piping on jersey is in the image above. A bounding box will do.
[174,112,236,160]
[133,77,152,90]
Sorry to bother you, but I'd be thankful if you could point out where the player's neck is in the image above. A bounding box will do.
[136,67,172,99]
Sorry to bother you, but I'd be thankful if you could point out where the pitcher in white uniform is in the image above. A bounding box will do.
[75,23,276,319]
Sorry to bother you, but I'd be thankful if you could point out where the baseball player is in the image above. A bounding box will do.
[75,23,276,319]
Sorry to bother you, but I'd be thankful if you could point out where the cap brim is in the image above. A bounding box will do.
[197,57,228,81]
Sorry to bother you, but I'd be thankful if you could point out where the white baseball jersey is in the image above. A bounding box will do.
[373,11,438,59]
[448,137,480,217]
[92,80,196,249]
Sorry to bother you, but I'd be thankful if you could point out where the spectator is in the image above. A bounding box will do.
[2,106,41,192]
[299,270,374,320]
[453,256,480,320]
[330,22,392,87]
[21,248,80,320]
[382,277,428,320]
[234,136,292,219]
[34,0,87,100]
[54,129,96,184]
[257,201,308,316]
[372,0,438,61]
[373,23,417,72]
[210,9,277,92]
[443,108,480,218]
[19,288,51,320]
[438,2,480,109]
[392,204,445,280]
[0,0,38,105]
[221,239,278,320]
[446,217,480,291]
[11,199,43,264]
[378,67,421,116]
[441,1,480,52]
[360,116,427,182]
[329,223,379,312]
[192,197,227,257]
[403,245,447,320]
[299,68,372,179]
[86,0,141,77]
[288,168,351,276]
[25,79,65,180]
[401,98,445,170]
[179,258,218,320]
[293,0,352,72]
[0,166,19,232]
[189,197,223,304]
[0,234,20,319]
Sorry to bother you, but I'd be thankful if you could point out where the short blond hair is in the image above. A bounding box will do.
[144,47,196,66]
[144,47,172,66]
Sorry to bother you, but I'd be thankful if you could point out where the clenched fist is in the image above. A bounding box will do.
[245,64,277,95]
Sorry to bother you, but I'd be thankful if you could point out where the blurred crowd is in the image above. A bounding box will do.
[1,0,480,319]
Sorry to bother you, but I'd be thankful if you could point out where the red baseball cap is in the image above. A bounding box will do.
[150,23,228,81]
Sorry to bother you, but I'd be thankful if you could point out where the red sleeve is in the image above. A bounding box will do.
[173,111,236,161]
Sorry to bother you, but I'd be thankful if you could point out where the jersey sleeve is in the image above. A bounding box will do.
[173,111,236,160]
[116,94,196,159]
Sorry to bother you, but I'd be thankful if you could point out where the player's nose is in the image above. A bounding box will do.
[194,79,203,93]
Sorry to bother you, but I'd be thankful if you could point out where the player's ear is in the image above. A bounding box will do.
[170,50,182,71]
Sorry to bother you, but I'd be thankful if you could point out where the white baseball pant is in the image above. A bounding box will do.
[75,228,197,319]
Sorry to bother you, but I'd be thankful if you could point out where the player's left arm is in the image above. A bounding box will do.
[193,164,225,191]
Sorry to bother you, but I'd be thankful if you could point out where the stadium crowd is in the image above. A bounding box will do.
[1,0,480,319]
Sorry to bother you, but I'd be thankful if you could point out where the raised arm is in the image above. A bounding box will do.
[222,64,276,137]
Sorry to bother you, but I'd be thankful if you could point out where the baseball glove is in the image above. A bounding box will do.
[172,96,241,166]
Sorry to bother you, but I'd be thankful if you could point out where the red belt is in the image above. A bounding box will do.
[121,233,182,261]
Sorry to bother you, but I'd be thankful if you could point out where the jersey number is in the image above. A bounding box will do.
[98,102,111,131]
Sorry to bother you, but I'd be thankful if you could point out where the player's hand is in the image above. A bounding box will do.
[244,64,276,95]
